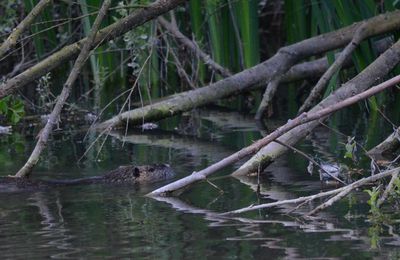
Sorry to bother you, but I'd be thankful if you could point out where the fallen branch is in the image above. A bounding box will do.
[98,11,400,130]
[368,126,400,155]
[15,0,112,178]
[298,22,370,113]
[147,74,400,197]
[234,38,400,177]
[0,0,186,99]
[280,36,391,83]
[0,0,51,59]
[224,167,399,215]
[256,23,371,119]
[306,167,400,216]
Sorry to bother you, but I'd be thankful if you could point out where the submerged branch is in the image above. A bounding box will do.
[147,75,400,196]
[306,167,400,216]
[225,167,400,215]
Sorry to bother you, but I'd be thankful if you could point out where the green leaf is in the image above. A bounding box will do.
[0,100,7,114]
[10,113,21,124]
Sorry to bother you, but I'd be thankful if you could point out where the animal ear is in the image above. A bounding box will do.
[134,167,141,177]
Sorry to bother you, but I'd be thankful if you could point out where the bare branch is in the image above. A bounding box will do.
[307,167,400,216]
[15,0,112,178]
[158,16,232,78]
[147,74,400,197]
[255,77,282,120]
[298,23,370,113]
[224,167,399,215]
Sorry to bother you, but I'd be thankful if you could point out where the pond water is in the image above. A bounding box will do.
[0,108,399,259]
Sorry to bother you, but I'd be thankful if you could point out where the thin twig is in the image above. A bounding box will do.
[225,167,399,215]
[157,16,232,78]
[273,139,346,185]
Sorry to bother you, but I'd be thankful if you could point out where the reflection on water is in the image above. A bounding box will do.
[0,108,399,258]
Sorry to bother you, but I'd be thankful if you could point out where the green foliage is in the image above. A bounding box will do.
[343,136,357,160]
[23,0,57,59]
[0,96,25,124]
[364,186,380,215]
[368,224,382,249]
[189,0,206,83]
[202,0,259,72]
[231,0,259,68]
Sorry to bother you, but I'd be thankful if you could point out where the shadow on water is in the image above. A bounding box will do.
[0,108,399,258]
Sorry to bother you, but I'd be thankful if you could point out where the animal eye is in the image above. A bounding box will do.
[149,167,154,172]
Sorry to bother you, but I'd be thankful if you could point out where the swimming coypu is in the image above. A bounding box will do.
[0,164,175,191]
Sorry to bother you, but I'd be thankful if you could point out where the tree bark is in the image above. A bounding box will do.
[0,0,186,99]
[97,11,400,130]
[15,0,112,178]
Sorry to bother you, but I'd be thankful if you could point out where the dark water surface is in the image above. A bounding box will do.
[0,109,399,259]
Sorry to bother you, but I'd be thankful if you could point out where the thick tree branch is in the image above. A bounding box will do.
[235,39,400,177]
[147,74,400,196]
[98,11,400,130]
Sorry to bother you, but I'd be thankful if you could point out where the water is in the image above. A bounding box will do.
[0,108,399,259]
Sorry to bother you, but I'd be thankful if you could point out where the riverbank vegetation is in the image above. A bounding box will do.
[0,0,399,219]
